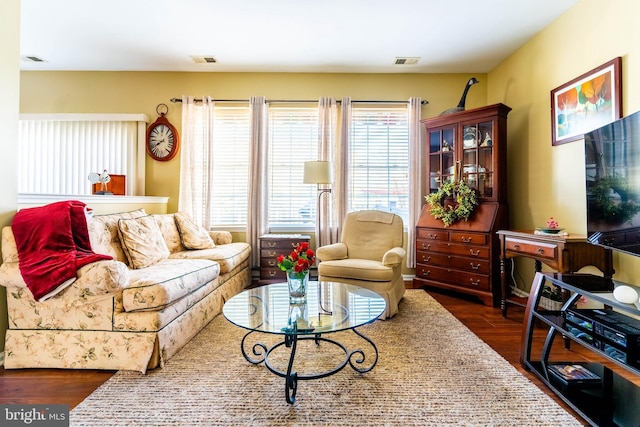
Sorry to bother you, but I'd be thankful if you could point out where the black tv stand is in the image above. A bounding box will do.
[521,272,640,427]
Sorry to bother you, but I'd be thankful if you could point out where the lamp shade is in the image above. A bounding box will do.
[303,161,333,184]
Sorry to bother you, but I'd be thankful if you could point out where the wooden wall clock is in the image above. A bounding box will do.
[146,103,180,161]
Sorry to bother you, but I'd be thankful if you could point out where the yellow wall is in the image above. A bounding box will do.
[488,0,640,283]
[20,72,487,213]
[0,0,20,356]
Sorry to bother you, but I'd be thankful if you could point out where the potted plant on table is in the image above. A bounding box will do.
[277,241,315,302]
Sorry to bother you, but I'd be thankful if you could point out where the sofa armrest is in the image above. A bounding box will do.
[209,231,233,245]
[382,247,406,267]
[75,259,130,295]
[0,262,28,289]
[317,243,348,261]
[0,259,129,298]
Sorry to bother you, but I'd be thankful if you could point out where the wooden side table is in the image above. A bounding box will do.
[259,234,311,284]
[497,230,614,317]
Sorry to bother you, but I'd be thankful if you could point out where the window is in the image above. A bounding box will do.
[210,106,251,227]
[18,114,147,195]
[349,107,409,224]
[267,107,319,228]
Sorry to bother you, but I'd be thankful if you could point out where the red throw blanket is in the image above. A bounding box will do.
[12,200,112,302]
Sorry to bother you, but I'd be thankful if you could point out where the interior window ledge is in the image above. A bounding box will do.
[18,193,168,205]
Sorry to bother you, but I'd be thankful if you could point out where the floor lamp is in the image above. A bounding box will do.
[303,161,333,249]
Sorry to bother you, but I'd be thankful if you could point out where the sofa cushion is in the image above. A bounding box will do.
[118,216,170,269]
[169,242,251,274]
[122,258,220,312]
[153,213,185,253]
[174,212,215,250]
[87,209,147,263]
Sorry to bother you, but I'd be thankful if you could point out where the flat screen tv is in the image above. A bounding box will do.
[585,110,640,256]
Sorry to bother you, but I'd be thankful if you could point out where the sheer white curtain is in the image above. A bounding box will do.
[407,97,423,268]
[178,96,215,228]
[316,97,337,248]
[246,96,268,267]
[333,97,352,243]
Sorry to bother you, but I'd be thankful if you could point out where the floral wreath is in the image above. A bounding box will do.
[425,179,478,227]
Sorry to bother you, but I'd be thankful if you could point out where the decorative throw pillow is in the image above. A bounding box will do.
[174,211,215,250]
[117,216,170,269]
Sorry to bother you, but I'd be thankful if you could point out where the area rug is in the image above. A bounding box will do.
[70,290,581,426]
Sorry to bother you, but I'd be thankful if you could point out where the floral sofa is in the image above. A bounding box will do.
[0,208,251,373]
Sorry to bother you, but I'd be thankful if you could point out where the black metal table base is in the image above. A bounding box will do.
[240,329,378,404]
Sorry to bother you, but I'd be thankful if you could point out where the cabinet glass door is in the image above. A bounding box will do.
[462,120,494,198]
[428,126,455,193]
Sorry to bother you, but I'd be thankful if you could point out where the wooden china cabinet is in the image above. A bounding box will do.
[414,103,511,306]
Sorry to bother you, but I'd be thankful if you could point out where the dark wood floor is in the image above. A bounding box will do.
[0,286,593,424]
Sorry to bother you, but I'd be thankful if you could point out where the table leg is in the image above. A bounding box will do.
[284,334,298,404]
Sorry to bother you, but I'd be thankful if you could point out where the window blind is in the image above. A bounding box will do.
[267,107,320,226]
[349,107,410,223]
[18,115,146,195]
[210,106,251,226]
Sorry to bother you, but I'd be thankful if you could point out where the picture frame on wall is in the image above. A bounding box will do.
[551,57,622,146]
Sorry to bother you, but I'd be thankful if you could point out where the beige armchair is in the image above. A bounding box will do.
[316,210,406,319]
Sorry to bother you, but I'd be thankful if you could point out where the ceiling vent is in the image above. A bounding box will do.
[21,55,46,63]
[190,56,217,64]
[394,57,420,65]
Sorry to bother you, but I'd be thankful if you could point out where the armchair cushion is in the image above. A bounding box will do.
[317,259,395,282]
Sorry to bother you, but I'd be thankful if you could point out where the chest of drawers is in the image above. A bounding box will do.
[414,202,505,306]
[416,228,492,295]
[259,234,311,283]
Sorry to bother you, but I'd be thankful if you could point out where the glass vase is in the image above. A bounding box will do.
[287,270,309,303]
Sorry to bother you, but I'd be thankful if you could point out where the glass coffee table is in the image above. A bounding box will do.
[222,280,386,403]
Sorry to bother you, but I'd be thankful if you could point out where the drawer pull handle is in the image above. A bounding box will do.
[421,243,431,250]
[470,249,481,256]
[268,251,277,257]
[469,278,481,286]
[268,260,276,266]
[268,242,276,248]
[428,233,438,240]
[268,270,277,277]
[422,255,431,262]
[461,236,472,243]
[291,242,298,247]
[513,244,520,250]
[537,248,544,255]
[422,269,431,276]
[470,263,480,270]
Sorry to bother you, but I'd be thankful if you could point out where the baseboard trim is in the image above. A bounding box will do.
[0,351,4,366]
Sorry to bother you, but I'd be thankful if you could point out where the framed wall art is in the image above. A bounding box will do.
[551,57,622,146]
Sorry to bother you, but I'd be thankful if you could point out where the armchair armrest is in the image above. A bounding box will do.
[316,243,348,261]
[382,247,406,267]
[209,231,233,245]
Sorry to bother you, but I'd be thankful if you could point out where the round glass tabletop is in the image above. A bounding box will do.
[223,281,386,335]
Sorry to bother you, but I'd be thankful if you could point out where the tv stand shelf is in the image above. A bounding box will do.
[521,272,640,426]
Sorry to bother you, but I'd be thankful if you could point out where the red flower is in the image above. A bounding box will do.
[277,241,316,278]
